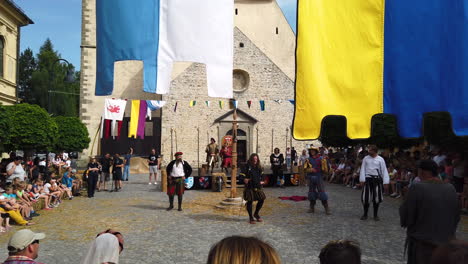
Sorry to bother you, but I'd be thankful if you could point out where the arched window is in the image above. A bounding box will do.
[0,36,5,78]
[226,129,247,137]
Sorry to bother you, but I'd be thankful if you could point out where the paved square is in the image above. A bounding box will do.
[0,173,466,264]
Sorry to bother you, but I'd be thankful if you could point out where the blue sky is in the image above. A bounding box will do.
[15,0,297,70]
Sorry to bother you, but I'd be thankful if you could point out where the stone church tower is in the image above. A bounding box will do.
[79,0,316,166]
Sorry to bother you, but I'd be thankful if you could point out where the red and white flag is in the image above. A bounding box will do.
[104,99,127,121]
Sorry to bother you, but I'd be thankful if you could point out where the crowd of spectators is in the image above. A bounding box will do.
[0,152,83,232]
[303,146,468,214]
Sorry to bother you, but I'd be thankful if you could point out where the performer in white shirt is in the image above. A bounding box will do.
[359,145,389,221]
[165,152,192,211]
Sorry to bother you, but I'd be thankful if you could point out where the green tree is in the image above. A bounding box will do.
[26,39,79,117]
[3,104,58,152]
[0,105,10,152]
[53,116,90,152]
[18,48,37,103]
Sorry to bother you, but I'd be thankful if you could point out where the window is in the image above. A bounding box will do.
[276,27,279,35]
[239,42,244,48]
[0,36,5,78]
[235,8,238,15]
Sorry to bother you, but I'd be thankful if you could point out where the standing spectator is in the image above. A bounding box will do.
[291,147,298,166]
[3,229,45,264]
[81,229,124,264]
[270,148,284,187]
[207,236,281,264]
[6,157,26,183]
[285,147,292,170]
[359,145,389,221]
[87,158,100,198]
[122,147,133,182]
[433,150,447,166]
[298,149,309,186]
[98,153,112,192]
[112,153,124,192]
[452,153,466,194]
[319,240,361,264]
[148,148,160,185]
[400,160,460,264]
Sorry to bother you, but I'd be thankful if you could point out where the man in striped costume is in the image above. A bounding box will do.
[359,145,389,221]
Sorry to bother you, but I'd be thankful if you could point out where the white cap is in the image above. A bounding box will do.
[8,229,46,252]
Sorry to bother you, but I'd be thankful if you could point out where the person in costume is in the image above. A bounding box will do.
[270,148,284,187]
[305,147,331,215]
[206,138,219,174]
[359,145,389,221]
[220,142,233,174]
[166,152,192,211]
[241,153,266,224]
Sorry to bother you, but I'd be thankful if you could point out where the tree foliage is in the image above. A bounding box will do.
[53,116,90,152]
[2,104,58,152]
[19,39,79,117]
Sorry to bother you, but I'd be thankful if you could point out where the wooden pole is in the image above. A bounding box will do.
[271,128,274,153]
[170,128,174,158]
[231,108,238,198]
[197,127,200,171]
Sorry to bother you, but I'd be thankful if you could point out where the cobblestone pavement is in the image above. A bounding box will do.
[0,173,466,264]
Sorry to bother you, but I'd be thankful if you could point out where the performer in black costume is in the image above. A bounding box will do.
[241,153,266,224]
[166,152,192,211]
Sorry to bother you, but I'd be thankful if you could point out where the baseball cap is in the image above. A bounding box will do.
[8,229,46,252]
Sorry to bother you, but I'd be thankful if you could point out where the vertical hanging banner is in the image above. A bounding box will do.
[260,100,265,111]
[96,0,234,98]
[103,98,127,139]
[128,100,148,139]
[219,101,224,109]
[294,0,468,139]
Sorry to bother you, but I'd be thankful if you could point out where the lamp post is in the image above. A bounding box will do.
[46,58,76,174]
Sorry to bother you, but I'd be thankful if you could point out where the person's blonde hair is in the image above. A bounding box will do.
[207,236,281,264]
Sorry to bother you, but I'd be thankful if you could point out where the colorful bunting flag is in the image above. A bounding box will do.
[247,101,252,109]
[190,100,197,107]
[219,101,224,109]
[289,100,295,105]
[205,101,210,107]
[128,100,147,139]
[260,100,265,111]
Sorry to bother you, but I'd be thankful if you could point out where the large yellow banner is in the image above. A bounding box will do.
[293,0,385,140]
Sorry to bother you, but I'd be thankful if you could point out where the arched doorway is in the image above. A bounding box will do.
[226,129,247,163]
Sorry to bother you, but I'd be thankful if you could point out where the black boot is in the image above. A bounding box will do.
[308,200,316,213]
[322,200,331,215]
[178,195,183,211]
[167,196,174,211]
[361,203,369,220]
[373,202,380,221]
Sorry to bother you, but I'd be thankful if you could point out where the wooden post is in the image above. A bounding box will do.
[170,128,174,158]
[197,127,200,171]
[161,169,167,193]
[231,108,238,198]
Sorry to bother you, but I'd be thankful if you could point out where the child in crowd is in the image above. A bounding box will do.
[15,182,39,218]
[4,187,30,220]
[42,179,61,208]
[0,192,10,232]
[61,167,76,199]
[36,180,53,210]
[49,178,64,206]
[71,169,83,196]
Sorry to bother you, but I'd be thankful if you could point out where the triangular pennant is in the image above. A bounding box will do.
[260,100,265,111]
[190,100,197,107]
[233,100,238,109]
[219,101,224,109]
[289,100,295,105]
[205,101,210,107]
[247,101,252,109]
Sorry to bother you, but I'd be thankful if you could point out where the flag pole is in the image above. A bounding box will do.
[231,108,238,198]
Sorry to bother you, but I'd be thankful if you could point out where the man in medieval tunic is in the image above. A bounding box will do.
[359,145,389,221]
[305,147,331,215]
[166,152,192,211]
[205,138,219,174]
[220,142,233,174]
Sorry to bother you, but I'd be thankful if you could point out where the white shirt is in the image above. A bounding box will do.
[66,160,71,167]
[6,162,25,182]
[39,160,46,166]
[170,161,185,177]
[433,155,446,166]
[359,155,390,184]
[337,163,346,170]
[43,183,51,194]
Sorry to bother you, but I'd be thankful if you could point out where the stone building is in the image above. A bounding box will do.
[79,0,317,167]
[0,0,33,105]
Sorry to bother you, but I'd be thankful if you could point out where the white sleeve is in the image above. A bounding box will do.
[381,158,390,184]
[359,157,367,182]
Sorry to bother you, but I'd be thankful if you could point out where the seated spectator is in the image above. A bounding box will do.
[70,169,83,196]
[15,182,39,218]
[3,229,45,264]
[0,193,10,232]
[386,165,398,195]
[343,160,354,187]
[431,240,468,264]
[42,179,61,208]
[0,189,33,226]
[4,186,30,220]
[62,167,79,197]
[207,236,281,264]
[48,178,64,206]
[319,240,361,264]
[35,180,53,210]
[81,229,124,264]
[330,159,345,183]
[389,166,401,197]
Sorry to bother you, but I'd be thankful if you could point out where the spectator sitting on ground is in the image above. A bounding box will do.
[42,178,61,208]
[319,240,361,264]
[4,186,30,220]
[6,157,26,183]
[35,180,53,210]
[431,240,468,264]
[81,229,124,264]
[207,236,281,264]
[0,188,32,226]
[3,229,45,264]
[49,178,64,206]
[343,160,354,187]
[15,181,39,218]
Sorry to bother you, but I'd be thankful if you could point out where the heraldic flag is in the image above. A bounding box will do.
[96,0,234,98]
[293,0,467,140]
